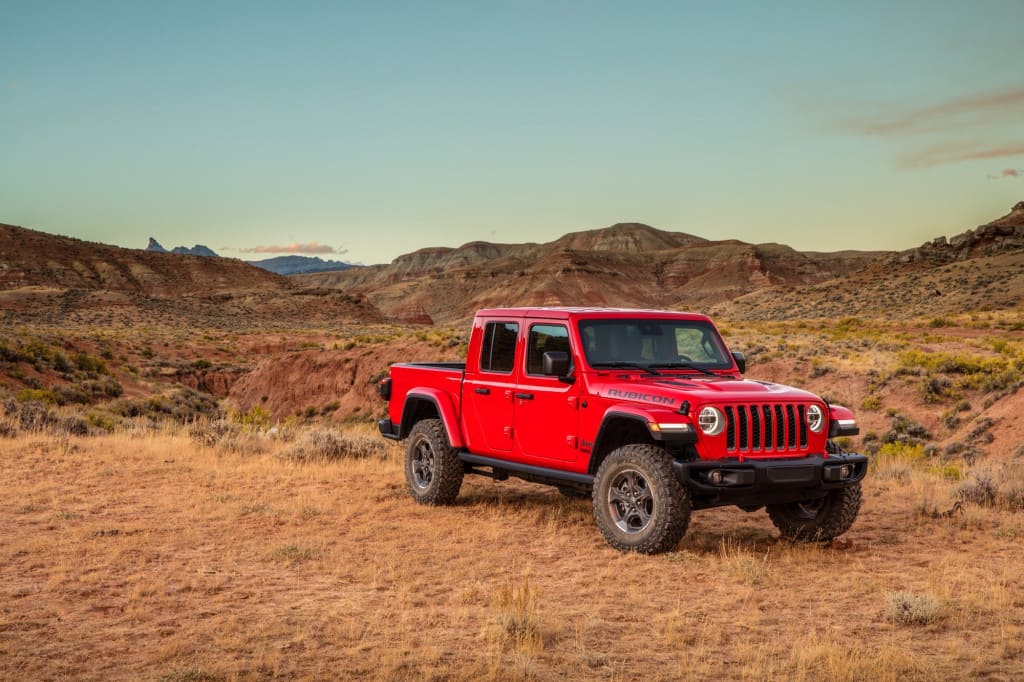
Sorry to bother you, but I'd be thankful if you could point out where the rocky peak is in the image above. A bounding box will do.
[894,201,1024,264]
[147,237,168,253]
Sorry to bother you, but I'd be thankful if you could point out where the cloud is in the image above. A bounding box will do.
[239,242,344,255]
[986,167,1024,179]
[845,86,1024,135]
[900,142,1024,169]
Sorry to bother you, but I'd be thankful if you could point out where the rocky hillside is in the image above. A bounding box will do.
[714,201,1024,320]
[297,222,884,324]
[0,223,383,328]
[0,224,282,295]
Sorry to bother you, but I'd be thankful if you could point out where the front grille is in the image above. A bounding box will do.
[723,403,808,454]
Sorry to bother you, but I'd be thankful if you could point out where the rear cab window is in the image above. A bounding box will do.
[480,321,519,373]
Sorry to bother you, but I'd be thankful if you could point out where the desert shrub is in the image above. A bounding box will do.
[231,405,271,430]
[957,461,1024,510]
[192,358,212,369]
[84,376,123,399]
[871,442,923,482]
[188,419,239,447]
[882,413,931,446]
[2,397,89,435]
[920,376,957,403]
[16,388,58,405]
[887,591,940,625]
[860,395,882,411]
[72,352,108,375]
[52,352,71,373]
[112,388,221,423]
[188,419,267,454]
[941,408,961,430]
[494,576,541,648]
[86,412,117,433]
[278,428,387,462]
[53,384,90,405]
[269,543,322,563]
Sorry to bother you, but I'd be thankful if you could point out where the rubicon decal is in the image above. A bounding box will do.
[604,389,676,406]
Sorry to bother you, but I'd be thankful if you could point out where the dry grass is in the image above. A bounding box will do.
[2,423,1024,681]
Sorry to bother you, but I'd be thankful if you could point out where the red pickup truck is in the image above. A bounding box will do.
[379,307,866,554]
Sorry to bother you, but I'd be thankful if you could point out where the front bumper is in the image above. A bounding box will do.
[673,452,868,510]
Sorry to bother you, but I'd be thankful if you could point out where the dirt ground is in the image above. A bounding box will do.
[2,426,1022,681]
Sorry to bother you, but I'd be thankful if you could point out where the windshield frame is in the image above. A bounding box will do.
[577,317,733,372]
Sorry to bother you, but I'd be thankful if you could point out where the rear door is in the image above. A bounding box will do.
[512,322,581,463]
[462,319,520,454]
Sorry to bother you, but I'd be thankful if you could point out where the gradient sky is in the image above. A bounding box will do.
[2,1,1023,264]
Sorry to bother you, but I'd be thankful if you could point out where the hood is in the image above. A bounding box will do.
[586,371,821,409]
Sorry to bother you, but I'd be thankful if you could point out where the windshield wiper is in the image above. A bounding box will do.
[648,362,719,377]
[590,362,662,376]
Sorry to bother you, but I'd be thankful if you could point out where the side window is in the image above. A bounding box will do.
[480,322,519,373]
[526,324,570,375]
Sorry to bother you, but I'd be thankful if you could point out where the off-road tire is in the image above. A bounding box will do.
[767,482,862,542]
[592,444,691,554]
[405,419,464,505]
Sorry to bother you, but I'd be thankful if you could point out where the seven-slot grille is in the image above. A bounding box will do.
[723,404,809,453]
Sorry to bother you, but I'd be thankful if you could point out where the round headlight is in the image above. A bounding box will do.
[806,404,824,433]
[698,406,725,436]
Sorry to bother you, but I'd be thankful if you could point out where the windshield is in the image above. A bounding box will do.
[578,318,732,370]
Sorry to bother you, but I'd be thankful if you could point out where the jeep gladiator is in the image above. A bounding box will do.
[379,308,866,553]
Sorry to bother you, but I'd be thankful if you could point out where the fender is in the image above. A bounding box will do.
[828,404,859,437]
[401,388,465,448]
[589,405,696,474]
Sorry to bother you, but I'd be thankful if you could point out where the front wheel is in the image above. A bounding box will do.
[592,444,691,554]
[405,419,464,505]
[767,483,862,542]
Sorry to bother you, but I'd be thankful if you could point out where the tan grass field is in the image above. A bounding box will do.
[2,423,1023,681]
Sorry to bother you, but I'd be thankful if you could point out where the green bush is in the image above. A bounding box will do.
[73,352,108,375]
[16,388,58,405]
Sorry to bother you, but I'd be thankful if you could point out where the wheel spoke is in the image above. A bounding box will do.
[608,468,654,535]
[411,440,436,488]
[609,487,632,505]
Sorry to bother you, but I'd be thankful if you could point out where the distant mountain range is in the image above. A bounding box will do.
[2,204,1021,327]
[296,203,1024,324]
[244,255,358,276]
[145,237,357,275]
[146,237,218,258]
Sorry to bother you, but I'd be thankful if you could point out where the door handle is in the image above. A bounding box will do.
[515,392,534,400]
[474,387,490,395]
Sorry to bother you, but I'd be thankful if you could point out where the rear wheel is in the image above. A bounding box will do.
[767,483,862,542]
[405,419,463,505]
[592,444,690,554]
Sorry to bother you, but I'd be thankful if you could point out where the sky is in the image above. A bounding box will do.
[2,1,1023,265]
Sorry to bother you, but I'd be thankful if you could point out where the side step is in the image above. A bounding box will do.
[458,453,595,489]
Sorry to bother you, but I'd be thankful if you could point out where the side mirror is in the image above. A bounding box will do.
[731,351,746,374]
[542,351,570,377]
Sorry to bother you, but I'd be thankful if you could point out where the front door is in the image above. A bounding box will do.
[513,323,580,463]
